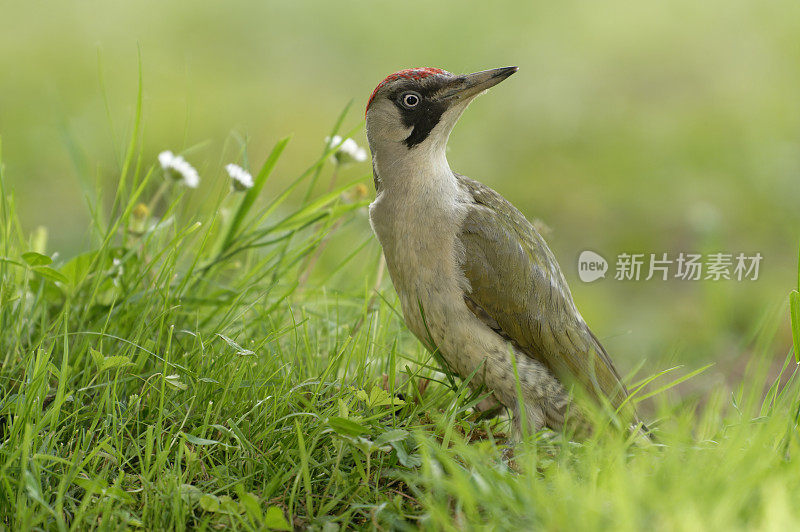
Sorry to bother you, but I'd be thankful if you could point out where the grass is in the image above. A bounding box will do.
[2,102,800,530]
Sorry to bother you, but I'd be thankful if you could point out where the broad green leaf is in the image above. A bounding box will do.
[237,489,263,522]
[74,476,107,494]
[184,433,222,446]
[199,494,220,512]
[32,266,68,284]
[179,484,203,504]
[264,506,291,531]
[357,387,405,408]
[337,398,349,418]
[90,349,105,368]
[90,349,132,373]
[59,250,97,285]
[390,440,422,468]
[219,495,242,514]
[165,374,188,390]
[375,429,409,447]
[21,251,51,266]
[327,416,369,436]
[102,485,134,504]
[101,356,132,372]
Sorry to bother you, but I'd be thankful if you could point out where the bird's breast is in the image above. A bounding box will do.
[369,192,471,345]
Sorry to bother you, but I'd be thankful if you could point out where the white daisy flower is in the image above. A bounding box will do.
[158,150,200,189]
[158,150,174,169]
[225,163,254,191]
[326,135,368,165]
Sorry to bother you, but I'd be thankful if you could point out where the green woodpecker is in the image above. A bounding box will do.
[365,66,642,436]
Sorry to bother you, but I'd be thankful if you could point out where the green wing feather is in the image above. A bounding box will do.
[456,174,631,412]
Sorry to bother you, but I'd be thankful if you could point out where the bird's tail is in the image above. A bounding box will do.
[584,329,651,438]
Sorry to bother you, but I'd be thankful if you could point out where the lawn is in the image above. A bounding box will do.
[2,1,800,529]
[1,100,799,528]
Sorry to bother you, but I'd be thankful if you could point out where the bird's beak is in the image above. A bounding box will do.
[439,66,519,102]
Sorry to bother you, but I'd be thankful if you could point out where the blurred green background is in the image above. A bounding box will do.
[2,0,798,394]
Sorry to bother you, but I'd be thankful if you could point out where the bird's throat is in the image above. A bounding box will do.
[372,144,455,199]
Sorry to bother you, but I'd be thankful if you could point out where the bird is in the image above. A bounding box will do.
[365,66,642,437]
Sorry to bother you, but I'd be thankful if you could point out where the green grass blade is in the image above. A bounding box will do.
[221,136,291,251]
[790,291,800,363]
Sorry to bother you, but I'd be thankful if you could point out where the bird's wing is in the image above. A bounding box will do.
[456,174,630,411]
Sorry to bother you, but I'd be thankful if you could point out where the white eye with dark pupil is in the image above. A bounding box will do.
[402,93,420,107]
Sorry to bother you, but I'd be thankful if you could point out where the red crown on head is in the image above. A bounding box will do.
[366,68,448,116]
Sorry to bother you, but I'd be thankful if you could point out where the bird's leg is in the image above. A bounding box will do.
[504,353,563,435]
[511,401,546,441]
[472,393,504,420]
[503,353,593,439]
[511,393,593,441]
[544,393,592,437]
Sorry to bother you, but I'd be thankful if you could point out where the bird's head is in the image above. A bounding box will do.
[365,66,518,158]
